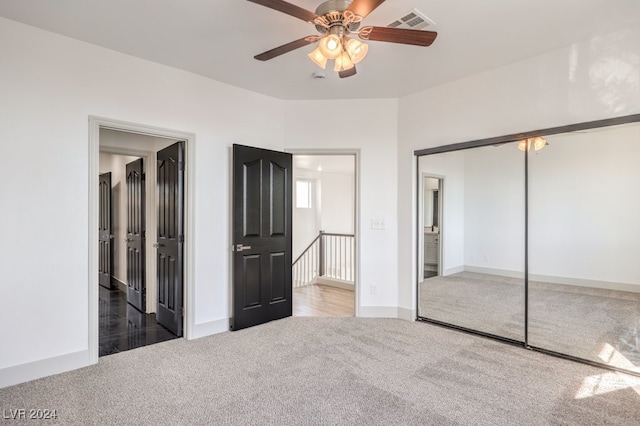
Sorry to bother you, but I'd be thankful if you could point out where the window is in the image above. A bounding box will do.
[296,179,312,209]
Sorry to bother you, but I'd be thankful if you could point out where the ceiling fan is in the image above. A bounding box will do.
[247,0,438,78]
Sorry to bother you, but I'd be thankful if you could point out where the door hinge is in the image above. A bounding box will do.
[178,234,184,243]
[178,161,185,171]
[179,307,184,317]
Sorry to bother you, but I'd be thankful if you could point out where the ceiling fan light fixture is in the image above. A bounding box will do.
[334,51,354,72]
[308,46,328,69]
[517,137,549,151]
[533,136,548,151]
[319,34,342,59]
[247,0,439,80]
[345,38,368,64]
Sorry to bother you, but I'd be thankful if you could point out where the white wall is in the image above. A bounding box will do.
[319,171,354,234]
[0,17,284,385]
[292,171,320,259]
[0,17,400,387]
[292,167,354,259]
[463,145,525,274]
[528,125,640,285]
[398,25,640,315]
[283,99,399,316]
[99,152,139,285]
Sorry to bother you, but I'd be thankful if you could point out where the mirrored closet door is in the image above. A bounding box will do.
[417,143,525,342]
[528,122,640,372]
[416,115,640,376]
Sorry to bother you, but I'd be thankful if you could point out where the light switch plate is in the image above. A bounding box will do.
[371,218,385,230]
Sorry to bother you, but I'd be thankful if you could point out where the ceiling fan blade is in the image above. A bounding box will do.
[338,66,357,79]
[247,0,318,23]
[254,36,319,61]
[347,0,386,18]
[359,26,438,46]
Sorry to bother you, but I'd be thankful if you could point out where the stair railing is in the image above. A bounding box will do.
[292,231,355,288]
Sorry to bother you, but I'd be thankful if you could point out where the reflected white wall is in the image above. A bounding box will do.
[463,145,525,274]
[529,124,640,286]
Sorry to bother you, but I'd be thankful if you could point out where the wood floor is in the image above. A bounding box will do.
[293,284,354,317]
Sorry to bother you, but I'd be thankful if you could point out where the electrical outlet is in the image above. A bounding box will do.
[371,218,385,230]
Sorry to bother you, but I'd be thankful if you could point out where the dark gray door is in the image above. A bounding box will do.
[156,142,184,336]
[126,158,146,312]
[98,172,113,289]
[231,144,292,331]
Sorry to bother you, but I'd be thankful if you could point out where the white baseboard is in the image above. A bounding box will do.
[397,307,415,321]
[358,306,416,320]
[443,266,464,276]
[188,318,229,340]
[528,273,640,293]
[316,277,355,291]
[112,277,127,292]
[0,350,91,389]
[358,306,399,318]
[463,265,640,293]
[464,266,524,279]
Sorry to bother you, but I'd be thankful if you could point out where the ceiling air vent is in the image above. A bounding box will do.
[387,9,435,30]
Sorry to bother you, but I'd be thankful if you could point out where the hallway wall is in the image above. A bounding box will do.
[99,153,139,286]
[292,166,355,259]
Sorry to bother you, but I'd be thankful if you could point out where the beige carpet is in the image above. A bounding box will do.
[1,317,640,425]
[420,272,640,370]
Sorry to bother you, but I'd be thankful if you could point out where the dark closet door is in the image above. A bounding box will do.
[126,158,146,312]
[98,172,113,289]
[231,144,292,331]
[156,142,185,336]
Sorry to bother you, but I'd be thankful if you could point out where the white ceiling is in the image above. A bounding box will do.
[1,0,639,100]
[294,155,355,174]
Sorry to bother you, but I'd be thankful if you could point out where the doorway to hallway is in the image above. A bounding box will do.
[291,154,358,317]
[91,120,192,358]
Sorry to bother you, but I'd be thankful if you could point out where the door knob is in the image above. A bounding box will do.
[124,238,131,243]
[234,244,252,252]
[153,243,164,248]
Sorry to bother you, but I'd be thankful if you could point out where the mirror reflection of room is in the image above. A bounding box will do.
[416,120,640,375]
[528,122,640,372]
[417,144,525,342]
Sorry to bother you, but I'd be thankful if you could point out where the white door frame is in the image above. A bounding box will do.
[88,116,196,364]
[419,173,444,280]
[286,148,361,317]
